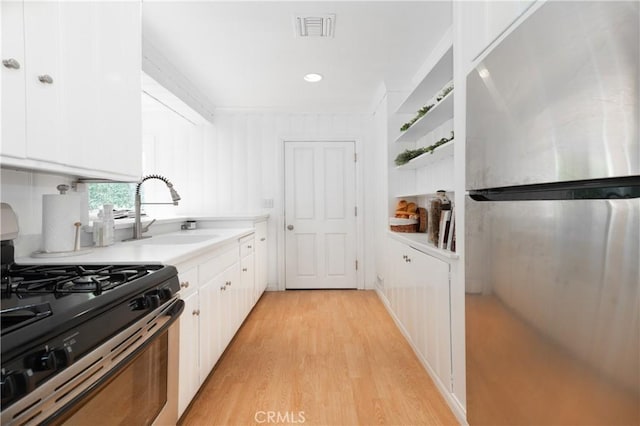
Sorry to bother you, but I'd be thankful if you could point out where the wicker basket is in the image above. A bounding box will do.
[389,217,418,233]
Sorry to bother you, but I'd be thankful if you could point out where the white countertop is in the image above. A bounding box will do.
[16,228,254,266]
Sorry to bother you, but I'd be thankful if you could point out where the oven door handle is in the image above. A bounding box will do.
[166,298,185,320]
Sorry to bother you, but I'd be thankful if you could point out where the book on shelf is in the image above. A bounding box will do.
[447,209,455,251]
[438,209,452,249]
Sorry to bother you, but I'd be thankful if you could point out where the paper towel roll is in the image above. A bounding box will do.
[42,193,82,253]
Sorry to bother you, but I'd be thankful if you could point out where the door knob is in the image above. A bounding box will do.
[287,225,294,230]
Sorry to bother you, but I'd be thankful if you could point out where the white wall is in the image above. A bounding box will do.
[0,168,78,256]
[208,111,376,290]
[141,106,214,217]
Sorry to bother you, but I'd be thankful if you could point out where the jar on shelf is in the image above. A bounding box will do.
[428,190,450,245]
[436,190,451,210]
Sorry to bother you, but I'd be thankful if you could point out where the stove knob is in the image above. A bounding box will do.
[145,294,161,309]
[1,370,34,405]
[0,374,16,403]
[29,347,72,372]
[37,351,58,371]
[130,294,161,311]
[54,346,74,368]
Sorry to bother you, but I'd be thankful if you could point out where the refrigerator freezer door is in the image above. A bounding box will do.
[465,197,639,425]
[466,1,639,190]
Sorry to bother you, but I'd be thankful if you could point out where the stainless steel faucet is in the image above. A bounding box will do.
[132,174,181,240]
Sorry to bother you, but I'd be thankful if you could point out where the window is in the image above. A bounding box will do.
[87,183,136,214]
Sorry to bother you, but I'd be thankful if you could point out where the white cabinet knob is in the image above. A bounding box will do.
[2,58,20,69]
[38,74,53,84]
[180,281,190,288]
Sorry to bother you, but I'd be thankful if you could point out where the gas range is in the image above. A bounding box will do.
[1,262,178,359]
[0,203,183,424]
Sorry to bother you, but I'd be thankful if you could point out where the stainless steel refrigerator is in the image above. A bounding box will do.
[465,2,639,425]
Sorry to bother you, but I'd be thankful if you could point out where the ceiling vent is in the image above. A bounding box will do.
[294,14,335,38]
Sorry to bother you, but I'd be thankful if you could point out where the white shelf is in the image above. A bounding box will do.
[396,140,454,170]
[394,190,454,198]
[394,91,453,143]
[397,44,453,114]
[387,230,458,262]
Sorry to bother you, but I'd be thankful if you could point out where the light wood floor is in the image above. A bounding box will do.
[180,290,458,426]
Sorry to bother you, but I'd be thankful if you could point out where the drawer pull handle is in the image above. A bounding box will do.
[225,281,231,286]
[192,309,200,316]
[180,281,190,288]
[38,74,53,84]
[247,245,252,249]
[220,286,226,291]
[242,268,247,272]
[260,237,266,241]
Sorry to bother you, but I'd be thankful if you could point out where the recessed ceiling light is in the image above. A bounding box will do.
[304,73,323,83]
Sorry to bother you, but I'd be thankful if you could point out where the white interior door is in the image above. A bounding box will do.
[284,141,357,289]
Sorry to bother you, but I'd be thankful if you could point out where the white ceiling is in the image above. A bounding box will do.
[142,1,452,113]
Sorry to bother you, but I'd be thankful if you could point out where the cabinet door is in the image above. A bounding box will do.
[58,1,142,177]
[23,1,62,164]
[1,0,27,159]
[254,221,268,299]
[218,264,238,350]
[178,291,199,417]
[241,252,255,313]
[22,1,141,179]
[198,277,221,383]
[413,249,452,390]
[228,263,242,334]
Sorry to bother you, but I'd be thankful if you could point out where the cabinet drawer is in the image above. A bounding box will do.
[199,245,238,284]
[240,236,255,258]
[178,266,198,297]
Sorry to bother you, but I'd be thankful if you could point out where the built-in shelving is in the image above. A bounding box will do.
[396,140,454,170]
[397,44,453,114]
[394,91,453,143]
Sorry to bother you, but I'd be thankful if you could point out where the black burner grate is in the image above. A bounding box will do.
[1,264,162,297]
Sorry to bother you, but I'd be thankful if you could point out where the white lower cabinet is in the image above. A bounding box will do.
[178,287,200,415]
[254,221,268,300]
[385,236,452,391]
[198,277,221,383]
[176,234,260,418]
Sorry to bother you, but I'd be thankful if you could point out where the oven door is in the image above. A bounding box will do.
[2,299,184,426]
[51,312,181,426]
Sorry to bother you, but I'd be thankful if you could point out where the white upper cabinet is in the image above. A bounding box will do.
[1,1,27,159]
[1,1,142,181]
